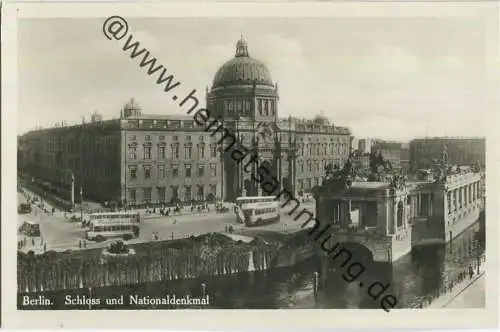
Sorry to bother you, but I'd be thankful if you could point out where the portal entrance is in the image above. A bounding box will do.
[338,242,374,265]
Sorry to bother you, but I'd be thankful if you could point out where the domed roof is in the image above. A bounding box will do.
[212,36,274,89]
[124,98,141,112]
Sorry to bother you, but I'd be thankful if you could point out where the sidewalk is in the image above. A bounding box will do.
[427,259,486,308]
[20,184,314,223]
[20,186,225,221]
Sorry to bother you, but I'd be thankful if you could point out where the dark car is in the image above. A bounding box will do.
[18,203,32,214]
[19,221,41,237]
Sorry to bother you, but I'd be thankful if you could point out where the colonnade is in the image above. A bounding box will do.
[407,193,432,220]
[325,199,352,227]
[447,181,481,215]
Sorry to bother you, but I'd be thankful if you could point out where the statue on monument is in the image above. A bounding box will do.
[321,154,356,192]
[390,174,407,191]
[434,144,449,184]
[368,151,391,182]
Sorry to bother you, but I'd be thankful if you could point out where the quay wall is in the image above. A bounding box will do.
[17,230,315,295]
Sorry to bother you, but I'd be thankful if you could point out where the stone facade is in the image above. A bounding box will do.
[315,182,413,263]
[18,37,352,205]
[372,141,410,171]
[18,119,123,202]
[409,137,485,170]
[315,169,483,263]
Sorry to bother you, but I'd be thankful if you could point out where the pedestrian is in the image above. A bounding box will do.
[79,240,82,249]
[43,243,47,252]
[31,238,35,246]
[83,240,87,248]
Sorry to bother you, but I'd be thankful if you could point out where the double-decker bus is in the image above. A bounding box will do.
[85,212,141,242]
[235,196,280,226]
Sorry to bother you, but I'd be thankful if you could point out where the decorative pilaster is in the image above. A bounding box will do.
[428,194,432,217]
[411,195,418,218]
[454,189,459,212]
[463,186,467,207]
[393,202,398,234]
[417,194,422,216]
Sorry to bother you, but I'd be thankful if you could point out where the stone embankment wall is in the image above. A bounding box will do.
[18,230,314,294]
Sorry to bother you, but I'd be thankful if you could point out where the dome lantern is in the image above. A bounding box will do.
[122,98,142,118]
[235,35,249,58]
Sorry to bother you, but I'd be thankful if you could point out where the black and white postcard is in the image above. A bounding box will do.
[2,1,498,329]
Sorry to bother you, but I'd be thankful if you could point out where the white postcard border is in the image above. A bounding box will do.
[2,1,499,329]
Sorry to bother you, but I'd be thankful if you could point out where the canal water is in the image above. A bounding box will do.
[19,221,484,310]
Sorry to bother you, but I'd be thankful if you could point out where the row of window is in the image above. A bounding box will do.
[128,144,349,161]
[35,133,349,158]
[298,143,349,157]
[92,225,133,232]
[298,178,322,190]
[129,135,208,142]
[129,164,218,180]
[128,133,350,145]
[128,144,218,160]
[128,119,204,130]
[89,214,136,220]
[298,159,344,173]
[254,208,276,216]
[213,99,276,118]
[40,135,118,154]
[128,184,218,202]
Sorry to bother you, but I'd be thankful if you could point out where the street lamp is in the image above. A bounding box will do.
[473,239,481,274]
[80,186,84,222]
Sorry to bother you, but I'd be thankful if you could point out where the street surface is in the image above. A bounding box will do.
[445,274,485,308]
[17,190,316,254]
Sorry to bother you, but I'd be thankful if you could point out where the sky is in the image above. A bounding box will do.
[18,16,497,141]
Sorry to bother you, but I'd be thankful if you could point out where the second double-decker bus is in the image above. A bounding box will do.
[85,212,141,242]
[235,196,280,226]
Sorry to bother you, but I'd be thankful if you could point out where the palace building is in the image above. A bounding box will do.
[18,37,352,206]
[409,137,485,171]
